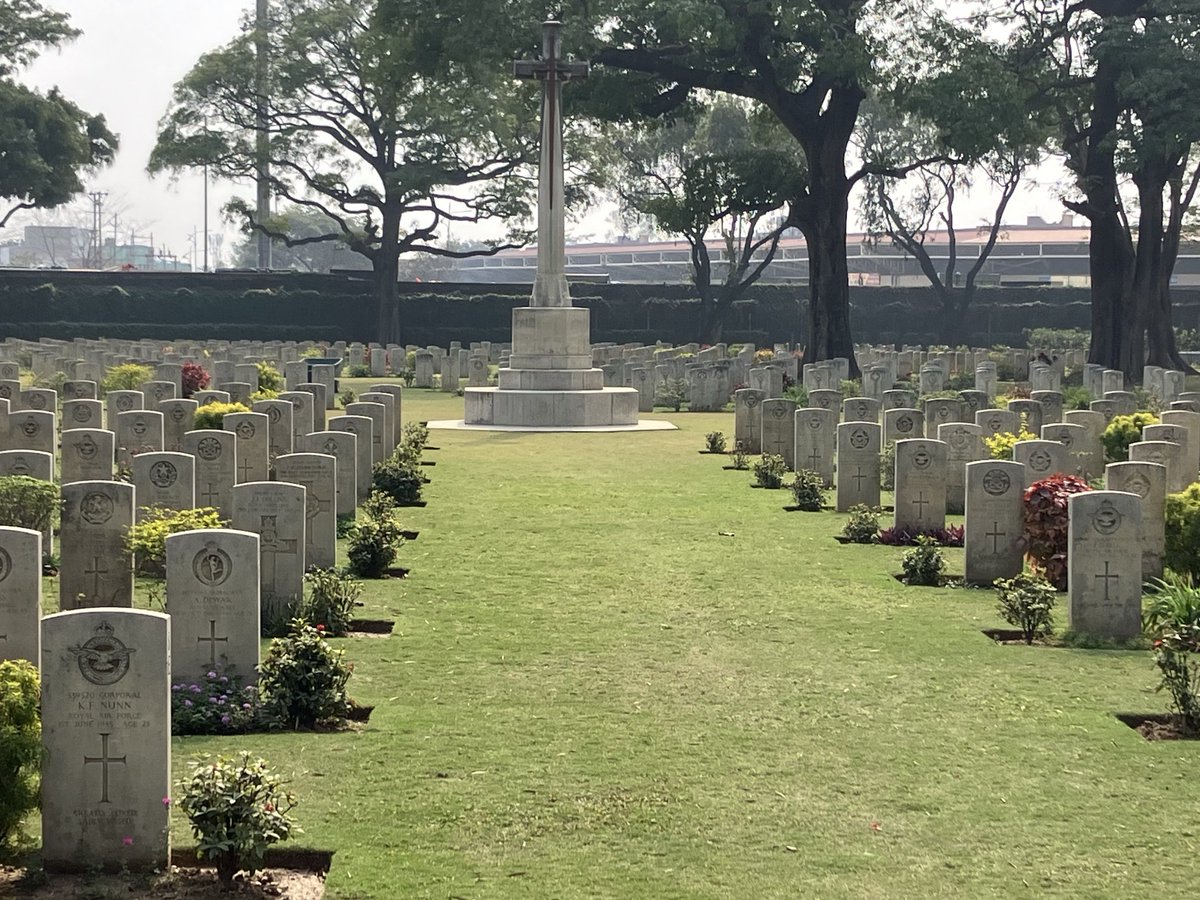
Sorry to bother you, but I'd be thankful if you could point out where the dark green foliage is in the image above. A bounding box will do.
[258,620,352,729]
[301,569,362,636]
[840,505,881,544]
[371,455,423,505]
[0,475,58,539]
[790,469,826,511]
[1164,484,1200,580]
[1144,575,1200,734]
[901,536,946,586]
[347,492,405,578]
[704,431,727,453]
[0,660,40,848]
[752,453,788,489]
[994,573,1057,644]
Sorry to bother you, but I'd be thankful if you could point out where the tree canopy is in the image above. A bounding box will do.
[151,0,538,342]
[0,0,116,228]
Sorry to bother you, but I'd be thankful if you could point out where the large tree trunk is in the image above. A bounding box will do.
[374,255,399,344]
[802,166,858,375]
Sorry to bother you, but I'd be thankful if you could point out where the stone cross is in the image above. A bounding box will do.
[197,619,229,666]
[83,732,126,805]
[514,20,588,308]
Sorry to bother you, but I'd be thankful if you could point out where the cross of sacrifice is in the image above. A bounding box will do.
[514,20,588,308]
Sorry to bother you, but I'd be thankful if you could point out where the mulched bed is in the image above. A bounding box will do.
[419,460,436,466]
[891,573,965,588]
[982,628,1034,644]
[783,505,835,512]
[394,500,427,507]
[1114,713,1200,742]
[348,618,395,635]
[399,530,419,541]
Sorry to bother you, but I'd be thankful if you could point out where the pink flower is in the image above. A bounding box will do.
[122,836,134,847]
[162,796,171,807]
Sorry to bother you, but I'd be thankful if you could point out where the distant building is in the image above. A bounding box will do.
[0,226,189,271]
[447,215,1200,288]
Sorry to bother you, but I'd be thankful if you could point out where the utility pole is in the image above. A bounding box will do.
[254,0,271,270]
[87,191,107,268]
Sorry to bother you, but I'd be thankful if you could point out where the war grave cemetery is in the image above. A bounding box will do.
[6,1,1200,898]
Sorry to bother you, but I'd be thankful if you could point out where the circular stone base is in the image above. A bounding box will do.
[428,418,678,433]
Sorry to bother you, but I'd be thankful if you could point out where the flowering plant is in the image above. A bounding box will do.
[172,666,260,735]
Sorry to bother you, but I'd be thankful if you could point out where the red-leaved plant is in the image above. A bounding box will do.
[1022,474,1092,590]
[181,361,211,398]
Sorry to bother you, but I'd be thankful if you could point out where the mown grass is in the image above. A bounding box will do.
[28,382,1200,897]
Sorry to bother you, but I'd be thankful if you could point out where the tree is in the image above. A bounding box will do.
[228,205,371,272]
[150,0,536,343]
[0,1,116,227]
[1015,0,1200,375]
[613,99,805,342]
[859,26,1050,345]
[589,0,957,373]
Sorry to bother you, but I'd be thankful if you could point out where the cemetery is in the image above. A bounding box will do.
[4,3,1200,898]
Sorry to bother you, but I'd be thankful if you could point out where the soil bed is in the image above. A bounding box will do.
[891,573,965,588]
[1114,712,1200,742]
[348,618,395,634]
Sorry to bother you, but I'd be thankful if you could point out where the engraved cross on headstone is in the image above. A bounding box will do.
[514,20,587,308]
[807,447,822,469]
[985,521,1006,554]
[85,556,108,600]
[84,732,126,804]
[197,619,229,666]
[1095,561,1118,601]
[913,491,929,519]
[201,483,221,506]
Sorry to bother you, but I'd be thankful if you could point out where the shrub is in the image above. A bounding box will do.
[945,371,975,392]
[172,666,260,735]
[1165,483,1200,580]
[880,442,896,491]
[372,454,423,505]
[339,387,356,407]
[402,422,430,453]
[790,469,826,511]
[1062,386,1093,410]
[0,475,58,540]
[248,388,279,402]
[125,506,226,577]
[730,441,749,470]
[102,362,154,393]
[752,453,788,489]
[301,569,362,636]
[348,364,372,378]
[256,361,283,393]
[984,427,1038,460]
[841,504,881,543]
[1101,412,1159,462]
[299,346,324,359]
[398,368,416,386]
[347,492,405,578]
[180,361,211,398]
[878,525,964,547]
[178,752,298,889]
[0,660,40,848]
[994,573,1057,644]
[258,619,352,729]
[1143,574,1200,734]
[194,401,250,429]
[752,348,774,364]
[654,377,688,412]
[901,535,946,586]
[1025,327,1090,349]
[783,384,808,405]
[704,431,727,453]
[1023,474,1092,590]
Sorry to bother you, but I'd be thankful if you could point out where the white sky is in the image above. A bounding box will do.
[11,0,1073,268]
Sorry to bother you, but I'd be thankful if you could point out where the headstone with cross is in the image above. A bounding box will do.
[733,389,766,454]
[275,453,337,570]
[894,439,948,533]
[1105,460,1166,581]
[963,460,1024,585]
[1067,491,1143,639]
[60,481,134,610]
[759,399,798,469]
[232,482,306,629]
[223,411,270,484]
[132,452,195,521]
[40,608,171,871]
[61,428,115,484]
[327,416,373,503]
[836,421,881,511]
[166,528,261,683]
[300,430,358,519]
[0,527,41,665]
[158,398,198,453]
[184,429,237,520]
[251,399,294,461]
[794,407,836,487]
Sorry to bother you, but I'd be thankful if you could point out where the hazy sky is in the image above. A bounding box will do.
[19,0,251,267]
[12,1,1071,269]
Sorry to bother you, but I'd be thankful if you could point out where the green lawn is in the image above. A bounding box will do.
[33,384,1200,897]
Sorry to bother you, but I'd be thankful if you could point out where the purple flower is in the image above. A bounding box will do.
[190,684,202,694]
[220,714,231,725]
[171,684,181,692]
[207,671,217,679]
[184,700,193,708]
[242,703,252,710]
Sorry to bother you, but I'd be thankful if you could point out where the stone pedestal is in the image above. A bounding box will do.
[464,307,638,427]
